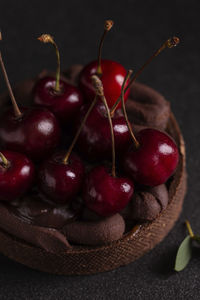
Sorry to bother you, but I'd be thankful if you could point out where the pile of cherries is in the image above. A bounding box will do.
[0,22,180,218]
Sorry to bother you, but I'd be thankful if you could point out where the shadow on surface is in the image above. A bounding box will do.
[149,246,178,279]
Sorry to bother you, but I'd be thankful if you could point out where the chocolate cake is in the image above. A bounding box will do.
[0,65,186,275]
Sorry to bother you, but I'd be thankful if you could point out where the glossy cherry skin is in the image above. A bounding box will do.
[123,128,179,186]
[79,59,130,108]
[38,151,84,204]
[0,150,35,202]
[0,107,61,161]
[33,76,83,124]
[83,166,134,217]
[76,101,132,161]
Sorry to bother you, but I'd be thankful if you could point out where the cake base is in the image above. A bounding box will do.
[0,110,186,275]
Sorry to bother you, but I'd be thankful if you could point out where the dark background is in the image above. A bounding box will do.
[0,0,200,299]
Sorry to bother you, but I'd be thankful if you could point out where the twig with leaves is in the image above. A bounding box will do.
[174,220,200,271]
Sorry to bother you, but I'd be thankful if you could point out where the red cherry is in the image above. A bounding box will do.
[0,150,35,202]
[35,34,83,124]
[0,107,60,161]
[33,76,83,124]
[79,59,130,108]
[76,101,131,160]
[83,166,134,217]
[79,21,127,109]
[123,128,179,186]
[0,43,61,161]
[38,152,84,204]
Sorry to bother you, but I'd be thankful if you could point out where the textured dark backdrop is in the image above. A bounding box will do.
[0,0,199,299]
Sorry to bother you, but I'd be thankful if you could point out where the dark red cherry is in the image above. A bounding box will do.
[33,76,83,124]
[79,59,130,108]
[38,151,84,204]
[123,128,179,186]
[0,107,61,161]
[35,34,84,124]
[0,150,35,202]
[83,166,134,217]
[0,47,61,161]
[76,101,131,160]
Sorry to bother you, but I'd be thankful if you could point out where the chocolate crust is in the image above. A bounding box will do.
[0,79,186,275]
[63,214,125,246]
[121,184,169,222]
[128,184,169,222]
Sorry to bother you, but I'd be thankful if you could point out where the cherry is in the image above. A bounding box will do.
[83,165,134,217]
[79,20,130,109]
[76,101,131,160]
[33,35,83,124]
[79,60,130,109]
[38,151,84,204]
[0,151,35,202]
[117,38,180,187]
[123,128,179,186]
[0,36,61,161]
[0,107,60,161]
[83,75,134,217]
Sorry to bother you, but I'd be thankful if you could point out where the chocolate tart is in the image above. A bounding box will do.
[0,71,187,275]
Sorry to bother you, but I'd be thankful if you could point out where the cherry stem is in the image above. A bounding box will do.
[185,220,194,238]
[0,152,9,168]
[63,95,98,165]
[91,75,116,177]
[96,20,114,76]
[110,36,180,115]
[0,53,22,118]
[38,34,61,93]
[121,70,140,149]
[0,34,22,118]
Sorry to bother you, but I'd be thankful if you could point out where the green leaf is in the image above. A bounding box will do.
[174,235,192,272]
[193,235,200,244]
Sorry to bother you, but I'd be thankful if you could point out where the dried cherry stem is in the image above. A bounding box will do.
[0,152,9,168]
[38,34,61,93]
[0,33,22,118]
[96,20,114,76]
[110,36,180,115]
[121,70,140,149]
[91,75,116,177]
[185,220,194,238]
[63,95,98,164]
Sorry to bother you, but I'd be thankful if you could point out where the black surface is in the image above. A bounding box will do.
[0,0,199,299]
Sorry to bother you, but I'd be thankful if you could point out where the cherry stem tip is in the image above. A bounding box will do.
[0,152,9,167]
[104,20,114,31]
[38,34,54,44]
[167,36,180,48]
